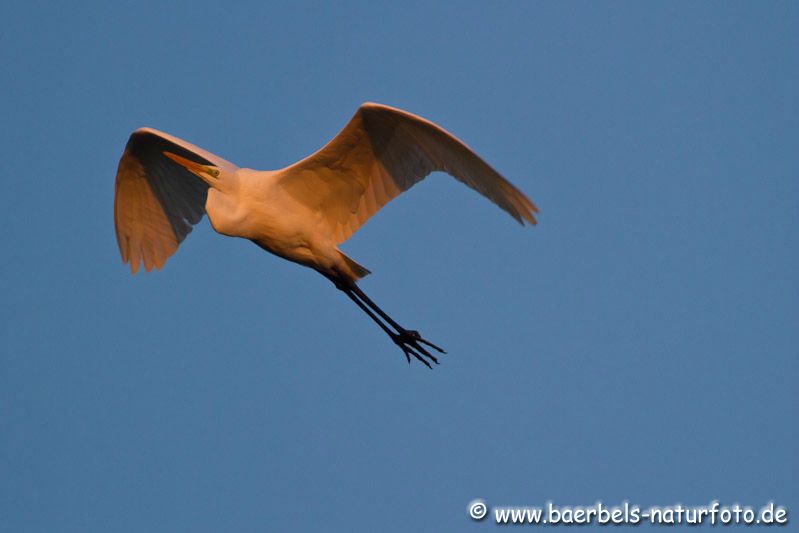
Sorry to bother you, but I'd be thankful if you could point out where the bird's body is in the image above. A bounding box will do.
[114,103,537,366]
[208,168,361,280]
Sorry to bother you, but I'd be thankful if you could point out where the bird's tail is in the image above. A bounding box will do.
[339,251,371,281]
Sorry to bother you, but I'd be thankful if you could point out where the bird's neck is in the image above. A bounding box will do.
[205,188,246,238]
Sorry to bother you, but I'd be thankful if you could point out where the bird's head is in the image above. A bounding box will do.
[163,151,227,189]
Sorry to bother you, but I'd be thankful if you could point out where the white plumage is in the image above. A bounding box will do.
[114,103,537,366]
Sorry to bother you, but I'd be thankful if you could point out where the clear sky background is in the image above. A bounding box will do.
[1,2,796,532]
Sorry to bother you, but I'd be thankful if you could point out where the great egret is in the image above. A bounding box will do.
[114,103,537,367]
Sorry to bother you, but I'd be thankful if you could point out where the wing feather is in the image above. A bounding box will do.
[113,128,237,273]
[277,102,537,244]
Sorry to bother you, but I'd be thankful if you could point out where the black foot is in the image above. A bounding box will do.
[392,329,446,368]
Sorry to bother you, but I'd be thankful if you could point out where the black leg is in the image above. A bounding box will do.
[324,273,444,367]
[350,284,446,354]
[342,288,440,368]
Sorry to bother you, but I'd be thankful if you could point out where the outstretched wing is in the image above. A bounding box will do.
[277,102,538,244]
[113,128,238,273]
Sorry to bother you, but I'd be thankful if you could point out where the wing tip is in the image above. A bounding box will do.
[522,208,538,226]
[123,257,168,275]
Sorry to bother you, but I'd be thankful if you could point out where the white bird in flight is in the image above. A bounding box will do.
[114,103,537,367]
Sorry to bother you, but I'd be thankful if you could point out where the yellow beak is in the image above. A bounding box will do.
[163,151,220,182]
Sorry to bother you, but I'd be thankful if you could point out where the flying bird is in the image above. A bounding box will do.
[114,103,537,367]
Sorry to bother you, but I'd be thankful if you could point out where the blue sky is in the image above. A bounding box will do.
[1,2,796,531]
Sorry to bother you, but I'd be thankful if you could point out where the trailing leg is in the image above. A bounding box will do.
[350,284,446,354]
[326,274,444,367]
